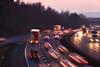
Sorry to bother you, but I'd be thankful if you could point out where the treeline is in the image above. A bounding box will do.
[0,0,88,37]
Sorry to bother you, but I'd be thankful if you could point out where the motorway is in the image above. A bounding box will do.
[25,31,93,67]
[70,31,100,65]
[25,32,63,67]
[0,30,94,67]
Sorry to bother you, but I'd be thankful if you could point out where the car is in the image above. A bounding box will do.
[48,49,60,59]
[89,34,100,42]
[88,30,100,42]
[44,42,52,49]
[29,50,40,61]
[68,52,88,64]
[44,35,50,40]
[75,33,78,37]
[58,45,69,53]
[54,35,60,39]
[58,32,63,35]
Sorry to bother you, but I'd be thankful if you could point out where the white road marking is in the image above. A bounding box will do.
[25,44,30,67]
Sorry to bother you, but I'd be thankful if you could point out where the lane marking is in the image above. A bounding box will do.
[25,44,30,67]
[45,59,47,62]
[43,56,45,59]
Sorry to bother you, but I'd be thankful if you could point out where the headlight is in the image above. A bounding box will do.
[90,39,94,42]
[95,39,99,42]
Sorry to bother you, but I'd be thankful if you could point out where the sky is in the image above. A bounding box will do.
[15,0,100,17]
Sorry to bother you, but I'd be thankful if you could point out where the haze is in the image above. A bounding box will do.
[15,0,100,17]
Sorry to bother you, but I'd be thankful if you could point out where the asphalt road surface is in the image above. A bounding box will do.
[0,30,94,67]
[71,31,100,64]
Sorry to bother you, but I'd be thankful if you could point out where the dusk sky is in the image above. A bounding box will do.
[15,0,100,17]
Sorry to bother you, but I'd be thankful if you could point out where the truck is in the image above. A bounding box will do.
[30,29,40,44]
